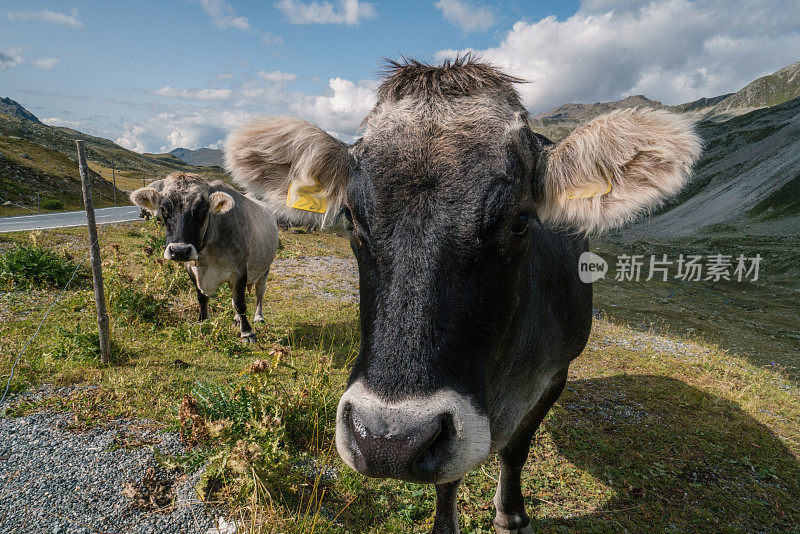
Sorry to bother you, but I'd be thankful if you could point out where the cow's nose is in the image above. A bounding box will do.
[163,242,196,261]
[343,401,454,482]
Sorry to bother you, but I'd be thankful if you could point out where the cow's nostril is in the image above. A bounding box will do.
[412,413,453,478]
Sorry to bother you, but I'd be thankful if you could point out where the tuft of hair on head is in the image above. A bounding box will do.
[377,54,526,104]
[536,108,703,234]
[164,171,204,185]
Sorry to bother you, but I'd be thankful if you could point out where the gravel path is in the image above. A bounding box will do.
[0,409,224,533]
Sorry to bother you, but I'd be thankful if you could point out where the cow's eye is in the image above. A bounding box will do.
[511,212,531,236]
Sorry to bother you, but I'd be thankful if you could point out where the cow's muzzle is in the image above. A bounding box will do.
[335,381,490,484]
[163,242,198,262]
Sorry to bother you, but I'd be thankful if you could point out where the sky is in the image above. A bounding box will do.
[1,0,799,154]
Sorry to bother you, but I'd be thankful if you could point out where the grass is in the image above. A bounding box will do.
[1,223,799,532]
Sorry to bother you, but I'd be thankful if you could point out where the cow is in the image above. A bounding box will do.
[129,172,279,343]
[224,58,701,533]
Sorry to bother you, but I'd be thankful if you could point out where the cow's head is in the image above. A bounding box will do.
[130,172,234,261]
[225,59,701,484]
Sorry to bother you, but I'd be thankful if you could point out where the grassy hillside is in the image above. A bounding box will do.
[0,135,123,216]
[0,110,229,214]
[1,226,798,532]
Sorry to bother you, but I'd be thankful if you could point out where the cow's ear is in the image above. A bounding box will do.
[224,117,351,225]
[130,186,163,211]
[209,191,235,214]
[534,109,701,233]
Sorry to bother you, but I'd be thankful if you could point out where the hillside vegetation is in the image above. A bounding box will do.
[0,105,228,214]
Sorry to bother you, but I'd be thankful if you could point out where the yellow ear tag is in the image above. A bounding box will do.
[566,172,613,200]
[287,178,328,214]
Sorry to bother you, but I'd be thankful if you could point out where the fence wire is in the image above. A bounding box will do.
[0,238,98,407]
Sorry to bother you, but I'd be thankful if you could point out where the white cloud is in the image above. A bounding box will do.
[6,8,84,28]
[434,0,495,33]
[119,72,377,153]
[258,70,298,82]
[290,77,377,139]
[262,33,285,46]
[275,0,377,25]
[41,117,80,128]
[0,47,24,70]
[436,0,800,112]
[116,109,253,153]
[198,0,250,30]
[31,57,60,69]
[152,87,234,101]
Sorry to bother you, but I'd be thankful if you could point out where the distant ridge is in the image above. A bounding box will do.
[0,97,41,123]
[533,95,664,121]
[170,147,224,167]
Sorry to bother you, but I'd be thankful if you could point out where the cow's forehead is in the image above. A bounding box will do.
[161,175,209,204]
[352,95,530,215]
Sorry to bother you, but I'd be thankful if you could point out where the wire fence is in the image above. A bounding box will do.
[0,237,98,408]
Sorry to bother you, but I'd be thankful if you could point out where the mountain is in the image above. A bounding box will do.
[0,100,228,212]
[170,147,224,167]
[706,62,800,120]
[534,95,665,121]
[531,62,800,141]
[0,97,41,124]
[625,95,800,237]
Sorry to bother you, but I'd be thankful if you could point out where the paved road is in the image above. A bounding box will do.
[0,206,143,233]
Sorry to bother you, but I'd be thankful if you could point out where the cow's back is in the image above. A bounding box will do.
[207,182,279,281]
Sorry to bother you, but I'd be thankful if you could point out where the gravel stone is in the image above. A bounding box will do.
[0,410,226,533]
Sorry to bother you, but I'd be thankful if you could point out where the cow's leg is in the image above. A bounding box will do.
[231,273,256,343]
[432,478,461,534]
[186,266,209,321]
[493,372,567,534]
[253,272,268,323]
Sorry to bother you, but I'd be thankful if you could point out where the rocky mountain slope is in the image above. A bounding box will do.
[169,147,224,167]
[625,95,800,237]
[0,97,41,124]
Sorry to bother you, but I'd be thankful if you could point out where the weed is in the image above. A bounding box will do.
[0,244,88,289]
[108,273,169,324]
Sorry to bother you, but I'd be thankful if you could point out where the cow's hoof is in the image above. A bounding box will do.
[241,333,257,344]
[493,522,533,534]
[494,512,534,534]
[253,314,265,324]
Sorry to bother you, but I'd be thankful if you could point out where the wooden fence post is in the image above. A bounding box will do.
[76,140,111,364]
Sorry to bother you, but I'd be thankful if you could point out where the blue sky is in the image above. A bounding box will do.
[1,0,799,153]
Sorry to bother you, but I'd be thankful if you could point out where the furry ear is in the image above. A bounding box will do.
[129,186,163,212]
[224,117,351,227]
[535,108,702,233]
[209,191,235,214]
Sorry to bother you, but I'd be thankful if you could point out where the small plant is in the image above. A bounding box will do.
[0,245,88,289]
[41,198,64,210]
[52,324,102,360]
[142,219,166,254]
[109,278,168,323]
[50,324,128,363]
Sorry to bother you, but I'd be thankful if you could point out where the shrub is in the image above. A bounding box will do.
[0,245,88,289]
[41,198,64,210]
